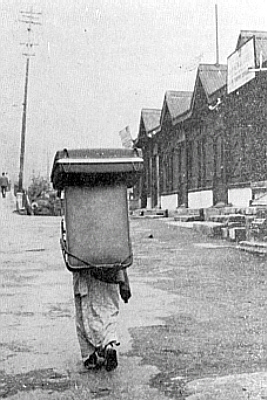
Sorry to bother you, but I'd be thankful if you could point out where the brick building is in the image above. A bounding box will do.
[135,30,267,210]
[135,108,161,208]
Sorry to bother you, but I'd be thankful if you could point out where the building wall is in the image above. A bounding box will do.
[142,83,225,210]
[184,80,227,206]
[160,193,178,210]
[140,149,148,208]
[147,195,153,209]
[228,187,252,208]
[188,189,213,208]
[161,71,267,209]
[225,72,267,186]
[137,57,267,210]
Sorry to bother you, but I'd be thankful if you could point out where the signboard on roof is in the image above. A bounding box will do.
[119,126,133,149]
[227,37,256,94]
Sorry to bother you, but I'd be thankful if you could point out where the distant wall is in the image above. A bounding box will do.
[188,190,213,208]
[160,193,178,210]
[147,196,153,209]
[228,187,252,208]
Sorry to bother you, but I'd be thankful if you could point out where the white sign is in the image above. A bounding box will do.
[227,37,256,94]
[119,126,133,149]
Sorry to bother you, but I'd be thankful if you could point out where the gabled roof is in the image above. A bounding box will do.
[179,63,227,120]
[197,63,227,99]
[160,65,226,128]
[236,30,267,49]
[236,30,267,66]
[135,108,161,146]
[161,91,193,126]
[136,32,267,144]
[141,108,161,134]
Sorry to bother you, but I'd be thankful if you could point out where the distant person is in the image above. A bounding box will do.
[0,173,8,198]
[5,173,10,191]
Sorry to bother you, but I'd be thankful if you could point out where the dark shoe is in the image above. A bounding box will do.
[84,353,97,369]
[95,351,106,368]
[105,344,118,371]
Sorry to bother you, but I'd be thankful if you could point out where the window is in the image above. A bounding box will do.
[201,136,207,186]
[187,140,193,189]
[167,150,174,192]
[161,150,175,193]
[197,139,202,187]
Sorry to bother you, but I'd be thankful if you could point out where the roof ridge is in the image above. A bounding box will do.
[141,108,161,112]
[199,63,227,69]
[166,90,193,97]
[240,30,267,36]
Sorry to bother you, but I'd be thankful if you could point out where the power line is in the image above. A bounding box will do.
[19,10,42,57]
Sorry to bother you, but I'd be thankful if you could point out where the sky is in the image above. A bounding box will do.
[1,0,267,186]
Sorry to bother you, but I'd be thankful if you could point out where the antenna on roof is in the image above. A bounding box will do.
[215,4,220,65]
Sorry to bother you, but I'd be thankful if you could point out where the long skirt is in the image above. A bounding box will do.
[73,270,120,362]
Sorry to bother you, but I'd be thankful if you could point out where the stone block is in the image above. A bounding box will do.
[204,208,220,220]
[193,222,223,236]
[221,227,228,239]
[227,214,246,224]
[174,214,200,222]
[228,227,247,242]
[227,222,242,229]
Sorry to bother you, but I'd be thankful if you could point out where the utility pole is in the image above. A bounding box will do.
[18,10,41,192]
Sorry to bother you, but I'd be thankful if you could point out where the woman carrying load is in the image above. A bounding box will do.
[51,147,142,372]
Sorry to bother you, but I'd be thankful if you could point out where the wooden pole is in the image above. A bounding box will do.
[215,4,220,65]
[18,9,41,192]
[18,57,30,192]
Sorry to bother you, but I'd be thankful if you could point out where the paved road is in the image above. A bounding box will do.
[1,194,267,399]
[0,194,175,399]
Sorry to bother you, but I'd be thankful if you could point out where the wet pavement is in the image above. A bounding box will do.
[1,193,267,399]
[0,193,173,399]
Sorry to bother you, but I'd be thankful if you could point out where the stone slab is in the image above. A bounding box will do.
[228,227,247,242]
[193,221,223,236]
